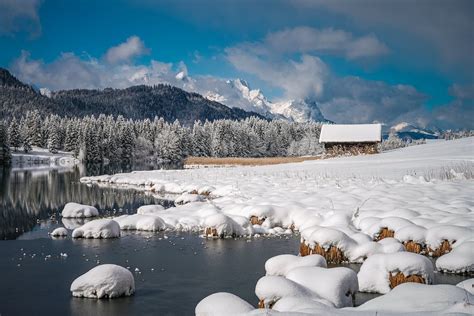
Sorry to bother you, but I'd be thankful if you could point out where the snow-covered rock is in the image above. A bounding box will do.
[286,266,358,308]
[72,219,120,239]
[70,264,134,298]
[136,204,165,215]
[61,202,99,218]
[114,214,167,231]
[265,254,327,277]
[436,241,474,273]
[358,252,434,294]
[50,227,68,237]
[195,292,254,316]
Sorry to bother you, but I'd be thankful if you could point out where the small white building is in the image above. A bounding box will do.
[319,124,382,155]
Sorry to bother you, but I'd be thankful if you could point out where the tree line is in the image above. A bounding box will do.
[1,111,323,164]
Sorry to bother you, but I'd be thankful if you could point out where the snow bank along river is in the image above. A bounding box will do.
[82,137,473,313]
[1,138,473,314]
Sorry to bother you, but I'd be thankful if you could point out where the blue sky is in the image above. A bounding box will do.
[0,0,473,128]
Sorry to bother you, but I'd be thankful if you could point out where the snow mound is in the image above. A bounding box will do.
[136,204,165,215]
[175,193,205,205]
[265,254,327,276]
[50,227,68,237]
[70,264,134,298]
[255,275,316,308]
[61,202,99,218]
[72,219,120,239]
[114,214,167,231]
[457,279,474,295]
[358,252,434,293]
[286,266,358,308]
[355,283,474,313]
[436,241,474,273]
[425,225,472,252]
[195,292,254,316]
[202,213,246,237]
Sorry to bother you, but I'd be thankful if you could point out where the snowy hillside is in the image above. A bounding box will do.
[386,121,439,140]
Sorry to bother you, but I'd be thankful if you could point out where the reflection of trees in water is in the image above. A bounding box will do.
[0,163,177,240]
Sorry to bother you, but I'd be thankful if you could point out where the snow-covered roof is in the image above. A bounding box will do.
[319,124,382,143]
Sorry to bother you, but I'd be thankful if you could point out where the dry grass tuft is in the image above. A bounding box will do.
[389,272,426,289]
[299,240,347,264]
[185,156,320,167]
[429,239,452,257]
[374,227,395,241]
[250,216,266,225]
[403,241,425,254]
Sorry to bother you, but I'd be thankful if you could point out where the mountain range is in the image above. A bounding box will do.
[0,68,264,125]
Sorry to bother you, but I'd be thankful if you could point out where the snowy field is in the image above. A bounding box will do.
[80,137,474,314]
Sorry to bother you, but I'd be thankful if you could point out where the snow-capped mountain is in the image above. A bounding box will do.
[386,122,439,140]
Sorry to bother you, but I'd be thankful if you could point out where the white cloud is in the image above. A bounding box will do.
[104,36,150,64]
[0,0,42,36]
[226,47,328,99]
[262,27,389,60]
[294,0,474,69]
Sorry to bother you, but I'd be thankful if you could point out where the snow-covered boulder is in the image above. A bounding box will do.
[62,217,91,229]
[202,213,245,238]
[70,264,134,298]
[286,266,358,308]
[175,193,205,205]
[358,252,434,294]
[61,202,99,218]
[355,283,474,314]
[195,292,254,316]
[436,241,474,273]
[265,254,327,276]
[50,227,68,237]
[136,204,165,215]
[72,219,120,239]
[114,214,167,231]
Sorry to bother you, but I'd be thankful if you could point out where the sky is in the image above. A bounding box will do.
[0,0,473,129]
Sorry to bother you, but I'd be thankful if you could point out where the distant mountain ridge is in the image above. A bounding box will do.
[0,68,264,124]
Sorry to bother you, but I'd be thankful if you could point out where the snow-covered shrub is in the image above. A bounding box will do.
[70,264,134,298]
[72,219,120,239]
[114,214,167,231]
[202,214,245,238]
[286,266,358,308]
[358,252,434,294]
[436,241,474,273]
[61,202,99,218]
[265,254,327,277]
[379,133,407,151]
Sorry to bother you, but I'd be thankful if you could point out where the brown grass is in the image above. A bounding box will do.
[374,227,395,241]
[250,216,266,225]
[204,227,219,238]
[185,156,321,166]
[429,239,452,257]
[299,240,347,264]
[403,241,425,254]
[389,272,426,289]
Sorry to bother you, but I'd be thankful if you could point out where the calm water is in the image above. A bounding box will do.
[0,165,470,316]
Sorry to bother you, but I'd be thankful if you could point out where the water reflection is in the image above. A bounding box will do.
[0,163,180,240]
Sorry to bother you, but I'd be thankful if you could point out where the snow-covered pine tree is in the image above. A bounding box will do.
[0,122,11,165]
[8,118,22,151]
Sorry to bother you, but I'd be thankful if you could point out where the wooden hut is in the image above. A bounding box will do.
[319,124,382,156]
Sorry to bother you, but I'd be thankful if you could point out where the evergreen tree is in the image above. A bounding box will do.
[8,118,22,151]
[0,122,11,165]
